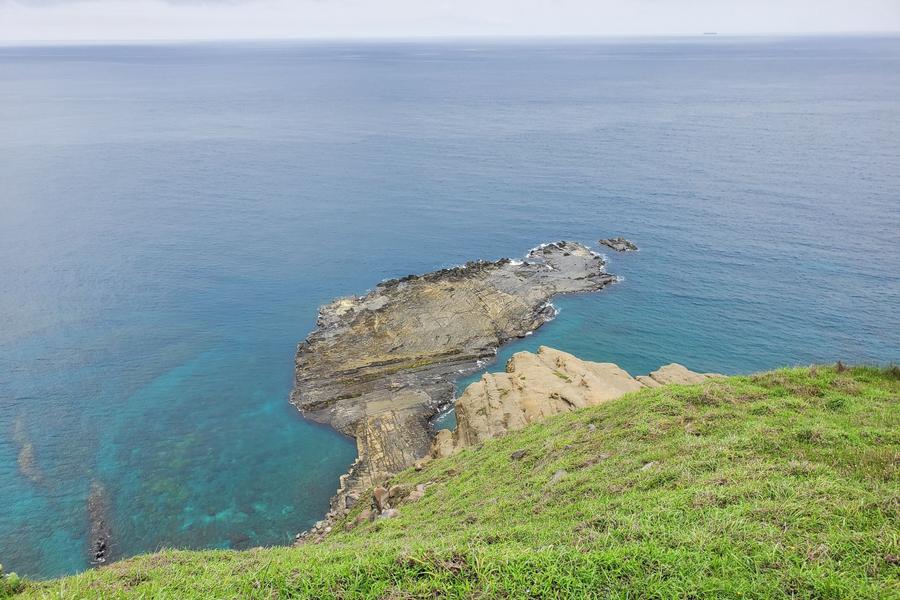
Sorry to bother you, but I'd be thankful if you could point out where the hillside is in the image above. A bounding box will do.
[5,365,898,599]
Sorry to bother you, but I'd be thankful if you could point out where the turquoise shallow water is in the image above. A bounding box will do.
[1,36,899,578]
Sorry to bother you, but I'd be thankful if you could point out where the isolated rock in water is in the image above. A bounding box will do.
[292,242,616,506]
[433,347,719,458]
[599,237,638,252]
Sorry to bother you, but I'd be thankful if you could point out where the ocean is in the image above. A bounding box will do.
[1,36,898,578]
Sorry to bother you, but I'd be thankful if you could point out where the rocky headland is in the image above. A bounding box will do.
[291,241,615,512]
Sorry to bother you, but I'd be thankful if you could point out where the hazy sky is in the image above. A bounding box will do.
[1,0,899,43]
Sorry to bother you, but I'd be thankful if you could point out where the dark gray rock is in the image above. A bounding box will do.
[599,237,638,252]
[87,481,112,566]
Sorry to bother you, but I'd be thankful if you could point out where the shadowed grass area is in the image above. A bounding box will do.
[8,365,899,599]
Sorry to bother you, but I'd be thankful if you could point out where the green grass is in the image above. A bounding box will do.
[9,365,899,599]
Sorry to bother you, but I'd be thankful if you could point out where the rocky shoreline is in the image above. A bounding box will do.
[290,241,616,520]
[432,347,721,458]
[301,347,720,541]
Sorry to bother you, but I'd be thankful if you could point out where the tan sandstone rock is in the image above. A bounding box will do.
[373,486,389,512]
[433,347,719,458]
[645,363,710,385]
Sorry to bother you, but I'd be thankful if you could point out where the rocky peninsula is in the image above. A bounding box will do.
[291,241,615,508]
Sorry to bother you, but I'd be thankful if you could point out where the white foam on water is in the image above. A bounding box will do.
[538,301,560,321]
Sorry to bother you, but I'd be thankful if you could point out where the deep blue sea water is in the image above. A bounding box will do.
[1,36,898,579]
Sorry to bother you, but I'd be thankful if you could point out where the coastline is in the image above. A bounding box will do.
[289,241,618,519]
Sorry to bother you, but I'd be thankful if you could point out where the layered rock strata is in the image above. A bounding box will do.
[432,346,720,458]
[291,242,615,506]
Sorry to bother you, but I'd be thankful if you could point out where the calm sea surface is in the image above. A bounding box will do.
[1,36,898,578]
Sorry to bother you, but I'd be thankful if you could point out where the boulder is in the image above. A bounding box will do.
[373,486,389,512]
[646,364,710,386]
[388,484,412,504]
[431,430,457,459]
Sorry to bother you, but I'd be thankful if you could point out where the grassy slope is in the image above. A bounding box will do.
[7,366,899,599]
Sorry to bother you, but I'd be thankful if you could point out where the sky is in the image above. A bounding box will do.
[1,0,899,43]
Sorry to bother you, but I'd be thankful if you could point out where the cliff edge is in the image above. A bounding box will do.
[432,346,721,458]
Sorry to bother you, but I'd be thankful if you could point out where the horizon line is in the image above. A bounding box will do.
[2,30,899,47]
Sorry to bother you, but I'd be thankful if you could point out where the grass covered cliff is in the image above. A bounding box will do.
[6,365,898,599]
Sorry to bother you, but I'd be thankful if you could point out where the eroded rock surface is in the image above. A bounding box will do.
[432,346,719,458]
[292,242,615,504]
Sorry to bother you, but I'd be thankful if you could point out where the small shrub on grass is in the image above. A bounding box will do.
[0,565,23,598]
